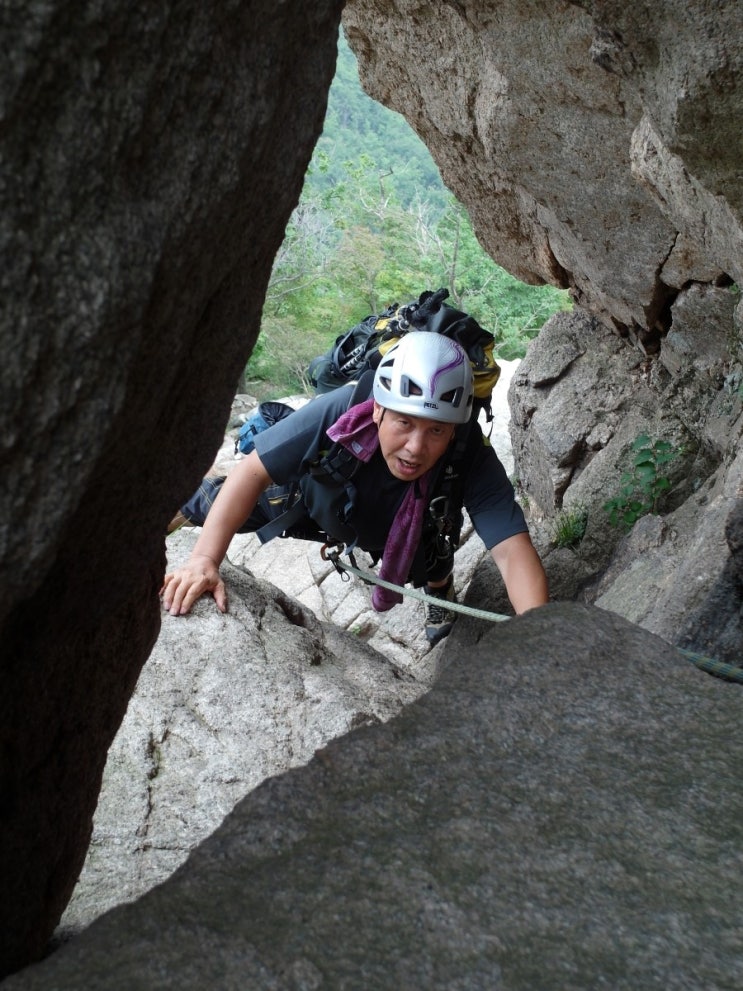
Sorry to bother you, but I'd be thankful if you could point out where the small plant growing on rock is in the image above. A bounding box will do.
[511,474,530,511]
[550,504,588,549]
[604,433,680,529]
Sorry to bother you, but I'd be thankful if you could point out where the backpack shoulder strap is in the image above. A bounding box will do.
[255,372,376,546]
[426,419,479,545]
[348,368,376,405]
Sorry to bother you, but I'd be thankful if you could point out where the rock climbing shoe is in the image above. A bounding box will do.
[425,578,457,645]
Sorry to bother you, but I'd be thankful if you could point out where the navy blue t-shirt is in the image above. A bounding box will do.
[254,385,527,555]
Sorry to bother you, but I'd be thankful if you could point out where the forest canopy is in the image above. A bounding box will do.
[246,33,571,398]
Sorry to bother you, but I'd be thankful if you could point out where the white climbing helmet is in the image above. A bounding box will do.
[373,332,474,424]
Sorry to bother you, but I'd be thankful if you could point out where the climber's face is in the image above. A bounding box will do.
[373,402,456,481]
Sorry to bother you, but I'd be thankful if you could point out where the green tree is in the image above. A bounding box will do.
[245,30,572,397]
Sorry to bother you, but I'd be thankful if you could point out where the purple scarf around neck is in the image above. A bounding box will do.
[326,397,430,611]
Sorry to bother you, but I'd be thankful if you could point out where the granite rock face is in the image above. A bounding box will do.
[508,308,743,664]
[55,531,427,939]
[343,0,742,340]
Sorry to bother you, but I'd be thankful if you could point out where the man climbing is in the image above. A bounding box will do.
[162,332,548,641]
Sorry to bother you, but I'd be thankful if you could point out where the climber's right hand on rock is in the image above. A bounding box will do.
[160,555,227,616]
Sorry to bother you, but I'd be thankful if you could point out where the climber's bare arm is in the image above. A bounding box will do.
[161,451,273,616]
[490,532,549,614]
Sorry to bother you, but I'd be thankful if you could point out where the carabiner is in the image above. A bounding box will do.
[321,542,351,581]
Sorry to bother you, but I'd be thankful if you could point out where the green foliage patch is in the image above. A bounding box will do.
[245,33,571,398]
[550,504,588,550]
[603,434,681,530]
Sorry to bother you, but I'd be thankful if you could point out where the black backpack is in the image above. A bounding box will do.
[307,288,501,420]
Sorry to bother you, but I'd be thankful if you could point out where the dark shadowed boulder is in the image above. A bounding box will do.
[5,604,742,990]
[0,1,343,976]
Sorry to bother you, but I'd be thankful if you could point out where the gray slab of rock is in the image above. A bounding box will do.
[8,603,742,991]
[593,447,743,663]
[55,531,425,938]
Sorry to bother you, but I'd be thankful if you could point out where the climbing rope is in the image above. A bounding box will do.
[322,546,511,623]
[323,546,742,680]
[678,648,743,684]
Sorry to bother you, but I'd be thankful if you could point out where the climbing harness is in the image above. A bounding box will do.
[321,543,512,624]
